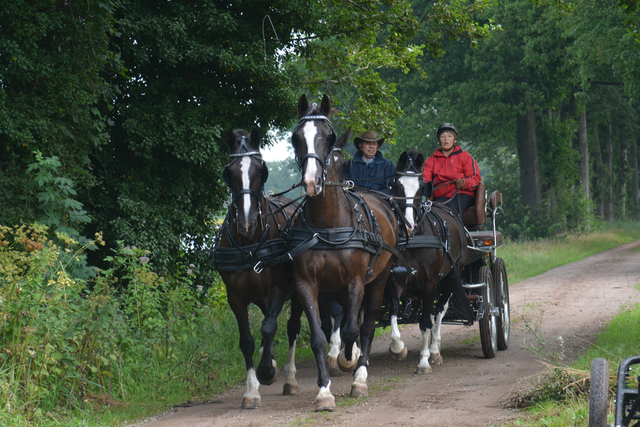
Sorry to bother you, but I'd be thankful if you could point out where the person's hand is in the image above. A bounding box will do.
[454,178,466,189]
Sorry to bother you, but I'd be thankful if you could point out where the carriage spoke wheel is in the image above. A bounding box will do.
[478,266,497,359]
[493,258,510,351]
[588,358,609,427]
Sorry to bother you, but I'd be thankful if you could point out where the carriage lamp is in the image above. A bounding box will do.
[474,237,494,247]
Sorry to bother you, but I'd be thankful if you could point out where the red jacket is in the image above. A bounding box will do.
[423,145,481,199]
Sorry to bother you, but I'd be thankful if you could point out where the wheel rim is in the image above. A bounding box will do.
[488,282,497,348]
[499,269,510,340]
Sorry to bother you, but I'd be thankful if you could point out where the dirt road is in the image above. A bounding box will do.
[132,241,640,427]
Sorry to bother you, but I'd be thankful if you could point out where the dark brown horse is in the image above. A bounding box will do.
[211,127,302,408]
[288,94,399,411]
[385,149,471,373]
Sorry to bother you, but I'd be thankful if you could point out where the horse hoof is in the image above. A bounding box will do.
[283,382,299,396]
[415,366,432,374]
[389,346,408,361]
[315,395,336,412]
[428,354,443,366]
[337,349,357,372]
[326,356,343,377]
[241,397,261,409]
[350,384,368,397]
[257,361,278,385]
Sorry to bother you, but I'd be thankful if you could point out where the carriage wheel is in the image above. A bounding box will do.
[588,358,609,427]
[478,266,497,359]
[493,258,510,351]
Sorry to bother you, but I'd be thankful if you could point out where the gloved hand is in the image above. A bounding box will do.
[454,178,466,189]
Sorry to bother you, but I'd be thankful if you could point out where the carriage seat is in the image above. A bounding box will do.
[461,181,486,230]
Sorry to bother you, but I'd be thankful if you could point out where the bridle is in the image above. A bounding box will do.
[390,154,425,221]
[223,135,268,233]
[292,109,337,189]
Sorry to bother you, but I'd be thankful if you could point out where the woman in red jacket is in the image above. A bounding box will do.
[423,123,481,215]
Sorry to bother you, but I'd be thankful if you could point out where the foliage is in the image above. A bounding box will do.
[0,0,122,226]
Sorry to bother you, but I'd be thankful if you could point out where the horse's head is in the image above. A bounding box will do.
[222,127,269,236]
[291,94,337,196]
[389,149,424,230]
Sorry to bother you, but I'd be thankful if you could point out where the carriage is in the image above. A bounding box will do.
[376,179,510,359]
[212,94,511,411]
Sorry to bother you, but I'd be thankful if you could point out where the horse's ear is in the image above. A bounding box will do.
[250,126,261,150]
[297,94,309,118]
[423,181,434,199]
[336,128,351,149]
[226,129,236,149]
[397,151,408,169]
[320,94,331,116]
[416,154,425,171]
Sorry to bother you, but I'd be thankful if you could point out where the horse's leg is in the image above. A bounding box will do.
[386,275,407,361]
[325,296,344,376]
[337,278,364,373]
[256,288,286,386]
[429,274,457,366]
[228,294,260,408]
[283,294,303,395]
[350,273,388,397]
[297,282,335,411]
[428,299,449,367]
[415,282,437,374]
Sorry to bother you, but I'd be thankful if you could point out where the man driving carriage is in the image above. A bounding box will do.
[343,130,396,194]
[422,123,481,215]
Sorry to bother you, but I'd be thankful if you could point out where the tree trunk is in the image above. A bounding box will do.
[604,123,614,222]
[579,107,589,201]
[516,102,542,207]
[593,129,604,218]
[617,145,627,219]
[631,129,639,220]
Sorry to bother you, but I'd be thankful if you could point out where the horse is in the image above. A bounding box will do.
[385,148,472,373]
[211,127,303,408]
[288,94,399,411]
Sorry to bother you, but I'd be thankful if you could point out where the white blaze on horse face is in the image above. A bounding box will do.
[399,174,420,228]
[240,156,252,222]
[302,121,321,194]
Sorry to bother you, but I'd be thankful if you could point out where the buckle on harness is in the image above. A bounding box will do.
[253,261,264,274]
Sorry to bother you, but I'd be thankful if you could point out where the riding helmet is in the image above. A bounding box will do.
[436,123,458,139]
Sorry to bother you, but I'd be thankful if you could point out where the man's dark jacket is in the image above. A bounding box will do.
[344,151,396,194]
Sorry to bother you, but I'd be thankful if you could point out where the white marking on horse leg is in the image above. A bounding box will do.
[240,156,252,223]
[350,365,369,396]
[283,339,299,395]
[389,315,406,355]
[429,301,448,362]
[315,380,334,406]
[327,327,341,359]
[416,328,432,373]
[242,368,261,407]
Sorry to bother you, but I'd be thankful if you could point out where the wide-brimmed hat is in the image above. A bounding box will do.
[354,131,385,150]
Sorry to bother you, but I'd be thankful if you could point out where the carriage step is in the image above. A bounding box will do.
[462,282,486,289]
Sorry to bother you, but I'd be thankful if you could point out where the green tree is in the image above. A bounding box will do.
[0,0,121,227]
